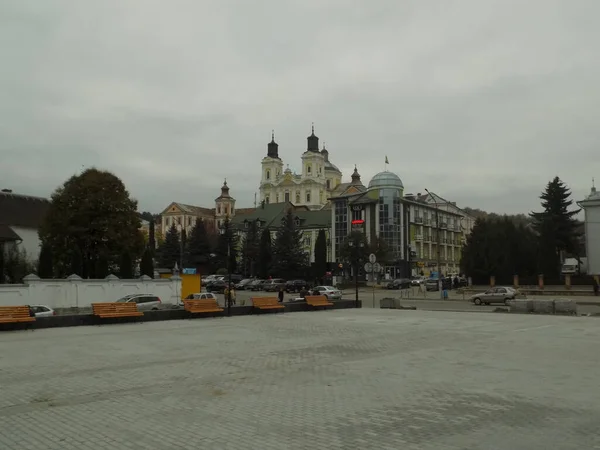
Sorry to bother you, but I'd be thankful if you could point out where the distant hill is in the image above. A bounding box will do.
[462,207,532,227]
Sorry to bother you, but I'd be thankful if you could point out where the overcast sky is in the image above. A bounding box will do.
[1,0,598,215]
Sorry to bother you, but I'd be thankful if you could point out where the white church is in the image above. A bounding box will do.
[259,126,343,210]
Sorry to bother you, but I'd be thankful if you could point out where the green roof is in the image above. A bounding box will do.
[230,202,330,230]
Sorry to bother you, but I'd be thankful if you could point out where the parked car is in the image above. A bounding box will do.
[116,294,162,310]
[235,279,254,290]
[29,305,56,317]
[471,287,520,305]
[285,280,310,293]
[248,279,266,291]
[185,292,218,301]
[425,278,452,291]
[207,280,227,294]
[312,286,342,300]
[204,276,225,289]
[387,278,411,289]
[410,276,426,286]
[263,278,286,292]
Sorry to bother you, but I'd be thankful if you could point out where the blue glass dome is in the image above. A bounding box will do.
[368,171,404,190]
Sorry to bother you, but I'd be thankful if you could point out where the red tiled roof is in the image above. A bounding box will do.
[0,191,50,229]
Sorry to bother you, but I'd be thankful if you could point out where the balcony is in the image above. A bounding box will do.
[415,234,423,241]
[415,216,423,224]
[424,219,431,225]
[440,222,448,229]
[423,235,431,242]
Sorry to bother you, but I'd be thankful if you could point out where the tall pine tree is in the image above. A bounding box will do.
[215,216,237,273]
[257,227,272,279]
[157,223,181,270]
[148,220,156,253]
[313,229,327,283]
[184,220,211,269]
[37,242,54,278]
[530,177,581,278]
[70,245,83,277]
[241,220,260,277]
[272,210,307,279]
[118,251,134,278]
[0,245,5,284]
[140,247,154,278]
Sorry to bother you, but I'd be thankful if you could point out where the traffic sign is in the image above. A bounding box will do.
[372,263,381,272]
[369,253,376,263]
[364,262,373,272]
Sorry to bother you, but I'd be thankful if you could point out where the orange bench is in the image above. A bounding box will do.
[0,306,36,324]
[184,299,224,314]
[305,295,334,308]
[251,297,284,312]
[92,302,143,318]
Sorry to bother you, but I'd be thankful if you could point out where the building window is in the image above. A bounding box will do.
[296,192,300,203]
[266,170,270,180]
[334,200,348,258]
[166,217,170,226]
[306,192,311,203]
[326,180,331,189]
[307,165,311,174]
[295,217,301,227]
[217,205,221,214]
[319,166,322,174]
[276,194,279,203]
[285,192,290,202]
[265,196,270,204]
[378,188,402,260]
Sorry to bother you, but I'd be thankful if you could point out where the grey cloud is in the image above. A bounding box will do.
[1,0,599,214]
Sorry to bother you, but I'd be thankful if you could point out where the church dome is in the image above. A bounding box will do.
[368,171,404,190]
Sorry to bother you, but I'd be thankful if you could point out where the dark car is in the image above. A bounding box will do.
[425,277,452,291]
[264,278,286,292]
[386,278,411,289]
[285,280,309,293]
[207,279,227,293]
[248,279,266,291]
[235,278,254,290]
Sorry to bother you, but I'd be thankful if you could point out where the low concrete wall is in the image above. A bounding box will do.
[510,298,577,315]
[0,299,361,332]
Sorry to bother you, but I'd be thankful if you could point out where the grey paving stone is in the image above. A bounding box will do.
[1,310,599,449]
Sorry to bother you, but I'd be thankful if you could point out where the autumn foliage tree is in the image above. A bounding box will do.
[38,168,144,278]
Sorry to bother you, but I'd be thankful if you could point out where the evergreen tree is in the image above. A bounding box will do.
[339,231,370,265]
[184,220,211,268]
[157,223,181,270]
[181,228,187,254]
[272,210,307,279]
[148,220,156,252]
[241,220,260,276]
[215,216,237,273]
[257,227,272,279]
[140,247,154,278]
[313,229,327,283]
[70,245,83,276]
[530,177,581,278]
[118,251,134,278]
[37,242,54,278]
[95,252,110,278]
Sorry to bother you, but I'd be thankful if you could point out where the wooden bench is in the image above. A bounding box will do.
[305,295,334,308]
[184,299,224,314]
[0,306,36,324]
[92,302,144,318]
[251,297,285,312]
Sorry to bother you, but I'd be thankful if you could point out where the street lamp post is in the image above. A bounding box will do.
[219,224,232,316]
[348,238,364,308]
[424,188,443,299]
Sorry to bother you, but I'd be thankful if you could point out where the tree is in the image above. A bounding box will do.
[0,245,4,283]
[215,217,237,273]
[38,168,144,278]
[37,242,54,278]
[119,251,134,278]
[140,247,154,278]
[184,220,212,268]
[70,245,83,277]
[257,227,272,279]
[368,235,390,264]
[4,246,35,284]
[148,220,156,252]
[530,177,581,278]
[460,217,537,284]
[157,224,181,270]
[241,220,260,276]
[95,252,109,278]
[271,210,307,279]
[313,229,327,282]
[339,231,370,265]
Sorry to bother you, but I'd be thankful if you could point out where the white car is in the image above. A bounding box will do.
[411,277,426,286]
[116,294,162,310]
[185,293,218,301]
[29,305,56,317]
[312,286,342,300]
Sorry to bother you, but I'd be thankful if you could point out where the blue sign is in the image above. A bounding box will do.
[182,268,196,275]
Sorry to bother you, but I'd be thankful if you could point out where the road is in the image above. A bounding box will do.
[231,287,600,315]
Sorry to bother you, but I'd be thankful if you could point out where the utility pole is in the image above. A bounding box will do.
[425,189,443,299]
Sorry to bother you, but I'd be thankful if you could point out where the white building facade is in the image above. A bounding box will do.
[578,183,600,276]
[259,127,343,210]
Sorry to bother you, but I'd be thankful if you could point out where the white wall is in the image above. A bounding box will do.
[11,226,41,261]
[0,274,182,309]
[585,207,600,275]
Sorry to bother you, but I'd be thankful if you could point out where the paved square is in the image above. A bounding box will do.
[1,310,600,449]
